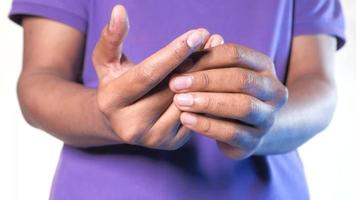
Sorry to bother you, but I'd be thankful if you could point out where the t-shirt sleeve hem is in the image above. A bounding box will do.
[294,20,345,50]
[9,1,87,34]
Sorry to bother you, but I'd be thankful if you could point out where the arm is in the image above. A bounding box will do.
[19,5,221,148]
[255,35,337,154]
[19,17,116,147]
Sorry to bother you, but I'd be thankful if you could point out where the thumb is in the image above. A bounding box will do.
[93,5,129,75]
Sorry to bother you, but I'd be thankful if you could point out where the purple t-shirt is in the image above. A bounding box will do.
[10,0,345,199]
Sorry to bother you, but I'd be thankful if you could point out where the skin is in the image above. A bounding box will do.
[20,5,224,149]
[92,5,225,150]
[170,35,336,158]
[18,5,337,159]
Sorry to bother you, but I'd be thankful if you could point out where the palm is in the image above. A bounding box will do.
[105,57,188,149]
[92,5,209,149]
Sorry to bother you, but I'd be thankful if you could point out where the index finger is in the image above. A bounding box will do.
[110,28,210,106]
[177,43,275,74]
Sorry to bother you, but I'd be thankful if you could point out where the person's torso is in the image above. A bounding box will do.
[51,1,309,199]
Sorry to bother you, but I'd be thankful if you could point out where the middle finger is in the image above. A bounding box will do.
[173,92,273,127]
[170,68,279,101]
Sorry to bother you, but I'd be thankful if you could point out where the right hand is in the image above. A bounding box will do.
[92,5,223,150]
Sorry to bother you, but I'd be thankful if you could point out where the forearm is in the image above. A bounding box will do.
[18,72,120,147]
[255,74,336,155]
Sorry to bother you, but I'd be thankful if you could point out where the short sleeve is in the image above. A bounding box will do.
[9,0,88,33]
[294,0,346,50]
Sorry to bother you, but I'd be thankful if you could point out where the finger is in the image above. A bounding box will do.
[93,5,129,79]
[140,103,191,150]
[174,92,274,127]
[180,43,275,74]
[180,112,262,150]
[170,68,280,101]
[109,28,210,106]
[216,141,253,160]
[204,34,224,48]
[173,34,224,74]
[169,125,193,150]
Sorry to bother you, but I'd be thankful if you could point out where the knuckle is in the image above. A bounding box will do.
[121,131,141,145]
[261,114,275,132]
[231,129,249,148]
[273,83,288,109]
[225,43,241,61]
[253,103,272,126]
[228,132,238,145]
[121,135,139,145]
[119,124,144,145]
[169,129,192,150]
[102,27,119,47]
[260,76,272,98]
[172,40,188,63]
[265,56,275,70]
[239,71,256,91]
[253,104,275,131]
[198,72,210,89]
[249,99,260,118]
[240,96,258,119]
[278,86,289,107]
[97,88,116,115]
[144,132,166,148]
[201,96,214,111]
[109,113,148,145]
[227,128,239,144]
[215,100,227,114]
[200,118,212,133]
[136,65,156,85]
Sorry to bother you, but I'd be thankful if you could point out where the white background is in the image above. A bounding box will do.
[0,0,355,199]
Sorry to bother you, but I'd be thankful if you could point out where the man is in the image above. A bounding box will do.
[10,0,344,199]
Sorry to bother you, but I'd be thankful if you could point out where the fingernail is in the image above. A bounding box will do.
[187,31,203,49]
[181,113,197,125]
[173,76,193,90]
[175,94,194,107]
[211,37,224,48]
[109,6,119,32]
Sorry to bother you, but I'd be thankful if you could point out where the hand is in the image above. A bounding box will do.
[92,5,223,150]
[169,44,288,158]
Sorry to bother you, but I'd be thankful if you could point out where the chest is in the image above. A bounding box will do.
[82,0,294,86]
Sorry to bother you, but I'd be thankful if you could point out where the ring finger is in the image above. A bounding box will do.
[174,92,274,127]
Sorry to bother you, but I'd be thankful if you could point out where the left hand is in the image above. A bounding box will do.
[169,43,288,159]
